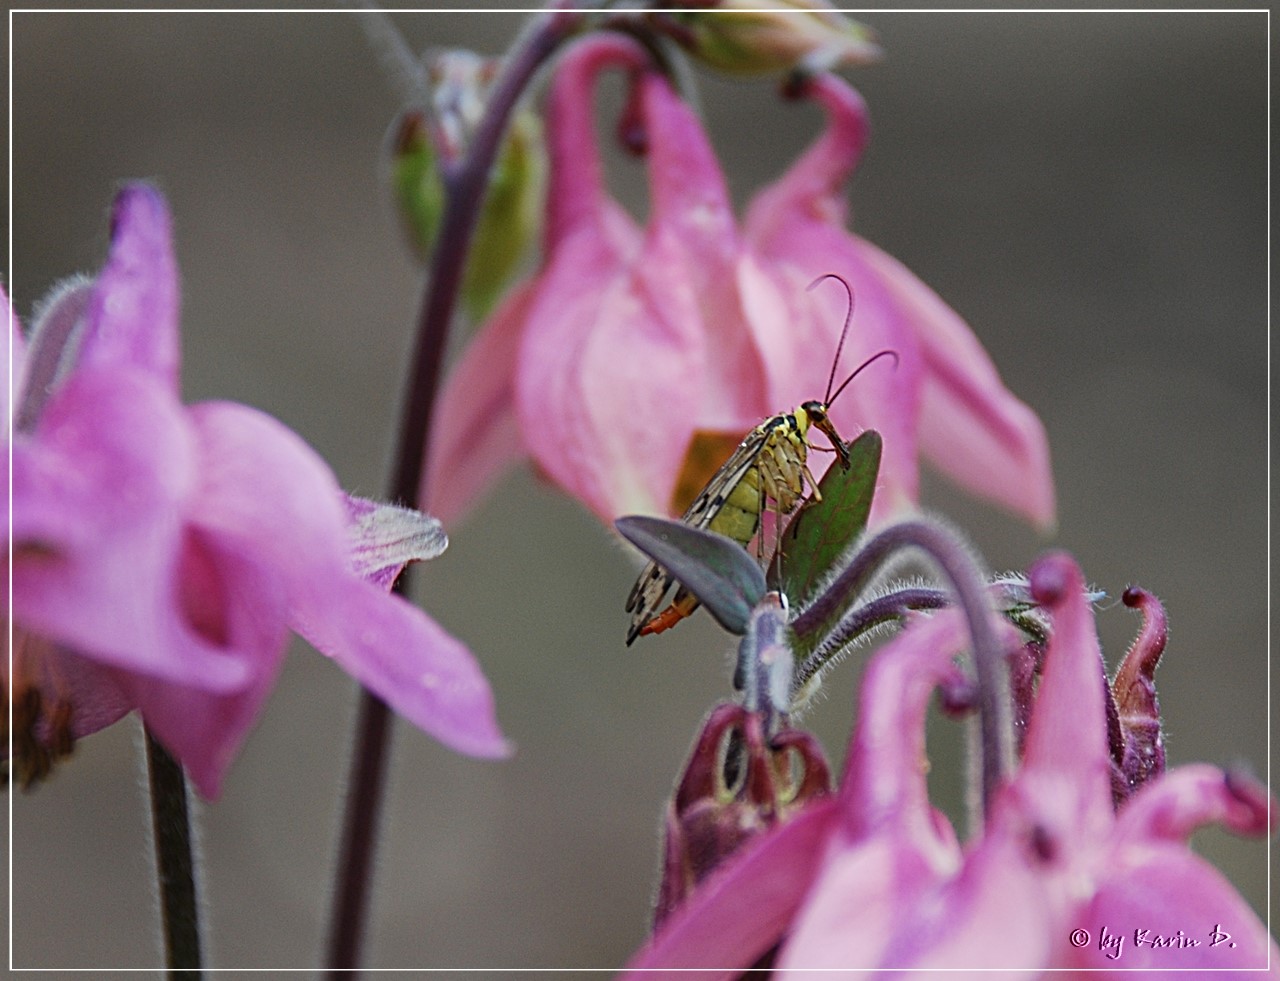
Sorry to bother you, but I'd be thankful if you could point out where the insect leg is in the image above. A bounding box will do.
[755,464,768,564]
[773,485,784,567]
[802,461,823,503]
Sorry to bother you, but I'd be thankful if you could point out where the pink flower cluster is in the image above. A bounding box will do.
[625,553,1276,976]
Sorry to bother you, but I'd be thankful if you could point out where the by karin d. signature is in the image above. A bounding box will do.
[1068,924,1237,960]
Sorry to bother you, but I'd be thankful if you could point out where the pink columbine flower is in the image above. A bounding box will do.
[4,184,508,799]
[427,35,1054,531]
[624,556,1276,976]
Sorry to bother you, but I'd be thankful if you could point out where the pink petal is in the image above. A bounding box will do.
[515,52,712,520]
[1068,855,1278,972]
[185,401,508,758]
[120,531,290,799]
[780,611,983,972]
[516,243,703,519]
[877,813,1055,974]
[640,74,772,434]
[342,495,447,590]
[1021,553,1114,836]
[10,369,246,692]
[1111,764,1274,846]
[424,281,534,527]
[778,835,951,975]
[183,400,353,587]
[295,580,510,759]
[839,610,973,837]
[75,184,181,391]
[428,44,657,530]
[623,798,839,978]
[855,240,1056,530]
[641,74,738,255]
[544,35,647,249]
[833,754,1072,975]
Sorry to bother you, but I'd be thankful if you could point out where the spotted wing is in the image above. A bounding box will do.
[625,427,769,645]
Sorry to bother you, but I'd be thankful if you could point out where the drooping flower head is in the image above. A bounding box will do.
[4,184,508,798]
[427,35,1054,534]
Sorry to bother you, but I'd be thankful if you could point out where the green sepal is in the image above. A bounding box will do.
[464,110,546,321]
[616,515,767,636]
[389,108,546,322]
[391,111,446,265]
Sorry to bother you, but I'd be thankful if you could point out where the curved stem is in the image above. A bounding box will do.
[144,726,202,978]
[388,12,576,507]
[793,586,947,691]
[323,11,580,974]
[797,520,1013,815]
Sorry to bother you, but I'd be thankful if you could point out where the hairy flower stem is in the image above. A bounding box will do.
[794,520,1013,815]
[793,586,948,691]
[323,11,579,974]
[144,726,202,978]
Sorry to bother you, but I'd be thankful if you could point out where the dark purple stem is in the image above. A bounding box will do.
[392,11,577,510]
[793,586,948,690]
[795,520,1013,814]
[323,11,579,974]
[144,726,202,978]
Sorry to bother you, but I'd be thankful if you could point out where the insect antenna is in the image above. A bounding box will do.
[806,273,856,404]
[827,348,899,408]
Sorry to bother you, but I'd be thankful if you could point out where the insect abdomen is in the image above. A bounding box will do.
[708,466,763,547]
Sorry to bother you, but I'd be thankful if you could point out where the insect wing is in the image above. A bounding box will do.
[625,558,676,643]
[625,427,770,643]
[680,427,768,527]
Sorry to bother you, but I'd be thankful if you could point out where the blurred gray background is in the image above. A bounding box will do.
[5,5,1269,973]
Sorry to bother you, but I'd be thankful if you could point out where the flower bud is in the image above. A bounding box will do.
[654,703,830,926]
[466,107,545,320]
[667,1,881,77]
[390,109,446,265]
[387,50,546,320]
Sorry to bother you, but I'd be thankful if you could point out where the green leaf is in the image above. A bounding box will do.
[769,429,881,607]
[616,515,767,636]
